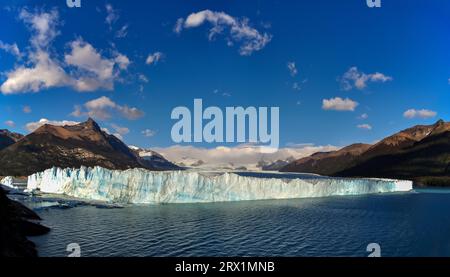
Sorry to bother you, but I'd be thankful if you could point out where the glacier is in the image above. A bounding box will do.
[27,167,413,204]
[1,176,18,189]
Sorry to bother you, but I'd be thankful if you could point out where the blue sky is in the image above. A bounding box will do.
[1,0,449,162]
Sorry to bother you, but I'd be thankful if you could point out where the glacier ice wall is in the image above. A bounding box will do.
[27,167,413,204]
[1,176,17,189]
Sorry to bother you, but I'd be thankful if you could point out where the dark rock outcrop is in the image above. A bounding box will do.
[0,187,50,257]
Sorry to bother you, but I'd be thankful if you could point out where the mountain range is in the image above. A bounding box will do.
[0,119,178,176]
[281,120,450,186]
[1,118,449,186]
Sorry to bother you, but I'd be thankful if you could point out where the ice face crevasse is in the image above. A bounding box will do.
[27,167,413,204]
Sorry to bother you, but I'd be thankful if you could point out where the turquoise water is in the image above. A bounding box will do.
[29,189,450,257]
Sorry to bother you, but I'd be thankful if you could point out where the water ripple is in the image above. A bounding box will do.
[30,191,450,257]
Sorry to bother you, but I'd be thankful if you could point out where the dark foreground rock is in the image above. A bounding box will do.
[0,187,50,257]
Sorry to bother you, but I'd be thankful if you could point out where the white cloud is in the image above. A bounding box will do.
[153,144,339,170]
[174,18,184,34]
[23,106,32,113]
[19,8,59,48]
[114,52,130,70]
[340,67,392,91]
[358,113,369,120]
[65,40,129,92]
[287,61,298,77]
[146,52,164,65]
[0,10,129,94]
[65,39,116,90]
[113,133,123,140]
[403,109,437,119]
[1,50,71,94]
[0,41,22,58]
[322,97,359,111]
[357,124,372,130]
[71,96,144,120]
[111,123,129,135]
[105,4,119,29]
[25,118,79,132]
[175,10,272,56]
[0,9,69,94]
[100,126,123,140]
[142,129,156,137]
[138,74,149,83]
[4,120,15,128]
[115,24,128,38]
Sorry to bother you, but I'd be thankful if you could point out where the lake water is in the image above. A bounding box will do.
[28,189,450,257]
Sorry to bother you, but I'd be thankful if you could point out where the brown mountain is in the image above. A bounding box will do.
[0,118,159,176]
[337,120,450,184]
[281,120,450,185]
[0,130,24,151]
[280,143,371,175]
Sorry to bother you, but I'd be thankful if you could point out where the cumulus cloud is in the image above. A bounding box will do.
[65,39,130,91]
[25,118,79,132]
[287,61,298,77]
[4,120,15,128]
[146,52,164,65]
[340,67,392,91]
[403,109,437,119]
[0,9,129,94]
[71,96,145,120]
[0,41,22,58]
[357,124,372,130]
[175,10,272,56]
[153,144,339,170]
[322,97,359,111]
[114,52,130,70]
[19,8,59,49]
[0,9,70,94]
[1,50,70,94]
[142,129,156,137]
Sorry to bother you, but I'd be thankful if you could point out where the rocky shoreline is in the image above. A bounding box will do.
[0,186,50,257]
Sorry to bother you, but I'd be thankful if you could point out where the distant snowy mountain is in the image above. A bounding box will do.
[260,157,296,171]
[129,146,181,170]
